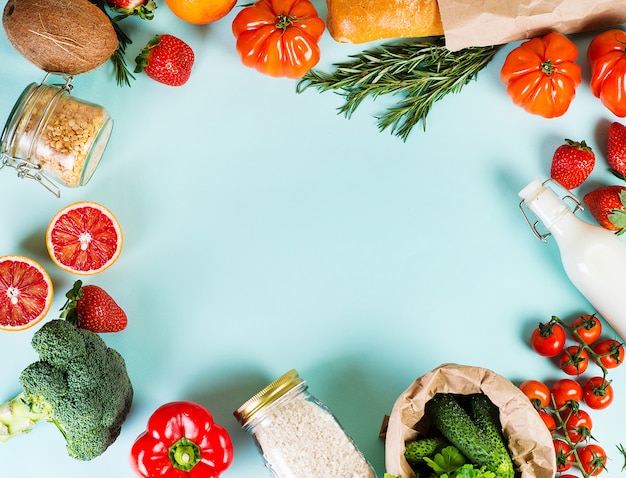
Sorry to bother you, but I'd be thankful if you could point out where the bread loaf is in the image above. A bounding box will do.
[326,0,444,44]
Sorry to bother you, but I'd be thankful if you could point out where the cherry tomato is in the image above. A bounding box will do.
[559,344,589,375]
[563,408,592,443]
[519,380,551,408]
[538,410,557,434]
[578,443,607,476]
[593,339,625,369]
[551,378,583,409]
[530,321,566,357]
[571,314,602,344]
[588,29,626,117]
[583,376,614,410]
[553,439,575,472]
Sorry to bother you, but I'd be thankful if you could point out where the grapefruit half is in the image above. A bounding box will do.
[0,255,54,331]
[46,201,123,275]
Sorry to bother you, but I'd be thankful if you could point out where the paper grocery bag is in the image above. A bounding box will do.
[437,0,626,51]
[385,363,555,478]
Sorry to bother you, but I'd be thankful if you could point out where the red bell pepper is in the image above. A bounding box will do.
[130,401,234,478]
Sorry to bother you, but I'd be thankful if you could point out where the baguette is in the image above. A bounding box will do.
[326,0,444,44]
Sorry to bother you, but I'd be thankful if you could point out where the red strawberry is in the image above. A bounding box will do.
[607,122,626,181]
[60,281,128,333]
[583,185,626,234]
[134,34,194,86]
[106,0,157,19]
[550,139,595,190]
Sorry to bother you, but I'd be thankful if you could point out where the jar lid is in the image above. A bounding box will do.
[234,369,305,428]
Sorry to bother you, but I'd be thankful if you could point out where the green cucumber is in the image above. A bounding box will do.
[467,393,515,478]
[404,436,450,464]
[424,393,510,477]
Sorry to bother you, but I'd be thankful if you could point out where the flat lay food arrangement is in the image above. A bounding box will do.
[2,0,626,476]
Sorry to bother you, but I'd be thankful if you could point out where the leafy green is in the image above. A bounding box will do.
[383,474,401,478]
[422,445,496,478]
[446,464,497,478]
[424,446,466,474]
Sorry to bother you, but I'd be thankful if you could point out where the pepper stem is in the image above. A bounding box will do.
[169,437,201,471]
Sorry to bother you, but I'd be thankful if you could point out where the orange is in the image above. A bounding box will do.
[165,0,237,24]
[46,201,123,275]
[0,255,54,331]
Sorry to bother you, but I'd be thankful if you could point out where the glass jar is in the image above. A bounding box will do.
[234,369,377,478]
[0,74,113,196]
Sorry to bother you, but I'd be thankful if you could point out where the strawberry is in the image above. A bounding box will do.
[550,139,595,190]
[583,185,626,234]
[607,121,626,181]
[60,280,128,333]
[106,0,157,20]
[134,34,194,87]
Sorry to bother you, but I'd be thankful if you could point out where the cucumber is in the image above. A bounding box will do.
[404,436,450,464]
[424,393,510,477]
[467,393,515,478]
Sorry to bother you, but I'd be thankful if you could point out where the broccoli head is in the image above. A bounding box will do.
[0,319,133,460]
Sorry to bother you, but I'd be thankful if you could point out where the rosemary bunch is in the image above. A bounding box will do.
[297,38,501,141]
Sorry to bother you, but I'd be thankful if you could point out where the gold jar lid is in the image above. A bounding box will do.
[234,369,306,428]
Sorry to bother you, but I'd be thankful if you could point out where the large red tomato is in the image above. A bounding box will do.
[232,0,325,79]
[500,32,581,118]
[588,29,626,117]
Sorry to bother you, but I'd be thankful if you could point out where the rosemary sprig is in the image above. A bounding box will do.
[89,0,135,87]
[296,38,501,141]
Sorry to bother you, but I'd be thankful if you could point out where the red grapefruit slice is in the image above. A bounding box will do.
[46,201,123,275]
[0,255,54,331]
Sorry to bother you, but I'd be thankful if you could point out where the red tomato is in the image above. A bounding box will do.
[530,321,566,357]
[571,314,602,344]
[593,339,625,369]
[500,32,582,118]
[559,345,589,375]
[519,380,551,408]
[583,376,614,410]
[551,378,583,409]
[231,0,325,79]
[563,408,592,443]
[538,410,557,434]
[588,29,626,117]
[553,439,575,472]
[578,444,607,476]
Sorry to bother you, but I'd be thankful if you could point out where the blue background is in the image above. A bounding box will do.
[1,3,626,477]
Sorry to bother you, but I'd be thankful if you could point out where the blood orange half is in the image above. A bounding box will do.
[0,255,54,331]
[46,201,123,275]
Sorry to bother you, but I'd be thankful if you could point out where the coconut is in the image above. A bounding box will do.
[3,0,119,75]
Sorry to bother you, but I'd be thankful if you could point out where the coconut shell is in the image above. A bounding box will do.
[3,0,119,75]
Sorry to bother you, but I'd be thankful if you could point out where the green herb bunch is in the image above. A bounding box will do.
[297,38,501,141]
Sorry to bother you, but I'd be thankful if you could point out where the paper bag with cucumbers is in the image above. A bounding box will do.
[437,0,626,51]
[384,363,555,478]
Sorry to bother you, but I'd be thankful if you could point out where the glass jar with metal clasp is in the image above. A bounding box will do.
[1,73,113,197]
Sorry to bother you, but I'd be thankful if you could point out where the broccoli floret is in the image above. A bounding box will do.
[0,319,133,460]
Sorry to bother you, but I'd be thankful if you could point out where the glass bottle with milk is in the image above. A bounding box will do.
[519,178,626,341]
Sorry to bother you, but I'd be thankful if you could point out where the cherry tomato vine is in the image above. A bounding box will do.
[522,314,625,477]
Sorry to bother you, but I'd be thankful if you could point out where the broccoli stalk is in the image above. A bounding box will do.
[0,319,133,460]
[0,392,55,440]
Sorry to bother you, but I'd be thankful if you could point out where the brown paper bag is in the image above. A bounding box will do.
[385,363,555,478]
[437,0,626,51]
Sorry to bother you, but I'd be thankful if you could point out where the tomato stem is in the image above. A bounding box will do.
[541,60,554,75]
[550,316,610,378]
[275,13,296,30]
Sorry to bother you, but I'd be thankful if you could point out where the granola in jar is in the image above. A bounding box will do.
[1,75,112,193]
